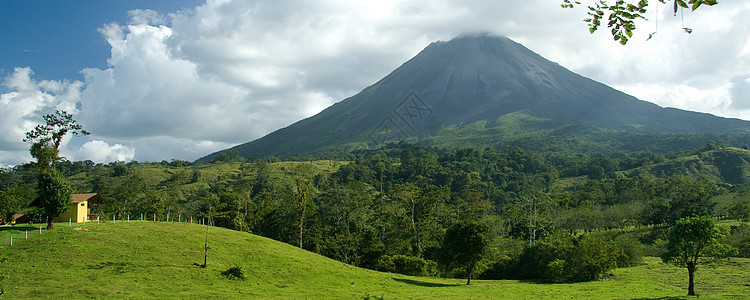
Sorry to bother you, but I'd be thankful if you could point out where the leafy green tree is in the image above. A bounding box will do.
[0,187,32,223]
[562,0,719,45]
[24,110,89,171]
[661,216,737,296]
[441,221,489,285]
[729,199,750,223]
[24,110,89,229]
[293,164,317,249]
[36,169,72,229]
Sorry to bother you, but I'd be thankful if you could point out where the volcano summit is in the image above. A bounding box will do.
[202,34,750,161]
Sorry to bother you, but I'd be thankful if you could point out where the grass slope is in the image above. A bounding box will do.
[1,222,749,299]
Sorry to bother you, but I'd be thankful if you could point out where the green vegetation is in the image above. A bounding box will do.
[4,143,750,297]
[23,110,89,229]
[1,222,749,299]
[662,216,737,295]
[561,0,719,45]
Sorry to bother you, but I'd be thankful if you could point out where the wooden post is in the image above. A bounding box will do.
[141,213,143,222]
[39,225,42,234]
[97,216,100,225]
[167,213,170,222]
[69,218,72,227]
[153,213,156,222]
[10,236,12,246]
[190,216,193,223]
[128,214,130,222]
[113,215,115,223]
[25,230,28,240]
[179,215,181,223]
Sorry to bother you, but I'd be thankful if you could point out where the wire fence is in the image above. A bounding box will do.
[2,213,212,247]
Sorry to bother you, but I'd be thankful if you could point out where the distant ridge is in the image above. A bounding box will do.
[200,34,750,161]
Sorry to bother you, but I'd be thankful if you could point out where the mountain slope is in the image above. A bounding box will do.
[201,34,750,161]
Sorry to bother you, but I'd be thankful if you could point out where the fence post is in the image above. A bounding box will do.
[113,215,115,223]
[153,213,156,222]
[25,230,28,240]
[128,214,130,223]
[39,225,42,234]
[167,213,170,222]
[10,236,12,246]
[69,218,72,227]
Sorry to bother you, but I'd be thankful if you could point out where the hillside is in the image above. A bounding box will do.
[624,147,750,185]
[201,34,750,162]
[1,222,748,299]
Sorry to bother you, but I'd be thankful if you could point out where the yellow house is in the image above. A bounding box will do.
[54,193,104,223]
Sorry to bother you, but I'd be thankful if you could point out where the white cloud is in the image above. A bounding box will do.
[0,67,83,165]
[71,140,135,163]
[2,0,750,166]
[730,76,750,110]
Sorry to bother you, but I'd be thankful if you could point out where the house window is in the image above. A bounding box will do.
[80,203,85,206]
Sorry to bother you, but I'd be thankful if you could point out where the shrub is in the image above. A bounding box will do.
[613,234,644,267]
[375,255,439,277]
[726,224,750,258]
[565,235,620,282]
[493,234,626,283]
[221,265,245,280]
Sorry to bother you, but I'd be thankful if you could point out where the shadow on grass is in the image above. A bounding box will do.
[392,278,461,287]
[89,261,192,274]
[89,261,131,274]
[0,225,38,232]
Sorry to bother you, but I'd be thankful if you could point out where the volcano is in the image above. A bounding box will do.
[201,34,750,161]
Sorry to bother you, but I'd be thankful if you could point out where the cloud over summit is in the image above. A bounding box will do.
[2,0,750,166]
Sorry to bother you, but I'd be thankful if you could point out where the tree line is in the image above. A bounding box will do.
[3,143,749,287]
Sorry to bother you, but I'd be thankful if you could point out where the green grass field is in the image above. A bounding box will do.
[1,222,748,299]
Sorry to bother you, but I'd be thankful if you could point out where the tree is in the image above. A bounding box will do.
[36,169,73,230]
[292,164,317,249]
[441,221,489,285]
[0,187,31,224]
[24,110,89,229]
[661,216,736,296]
[562,0,719,45]
[24,110,90,171]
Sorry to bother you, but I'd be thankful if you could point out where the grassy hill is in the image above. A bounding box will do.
[624,147,750,185]
[1,222,749,299]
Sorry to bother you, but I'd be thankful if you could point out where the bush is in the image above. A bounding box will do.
[726,224,750,258]
[565,236,620,282]
[491,234,626,283]
[375,255,439,277]
[221,265,245,280]
[613,234,644,267]
[545,259,568,283]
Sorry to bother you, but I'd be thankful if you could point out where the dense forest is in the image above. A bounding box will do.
[2,143,750,282]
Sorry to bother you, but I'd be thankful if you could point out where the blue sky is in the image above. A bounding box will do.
[0,1,202,84]
[1,1,749,166]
